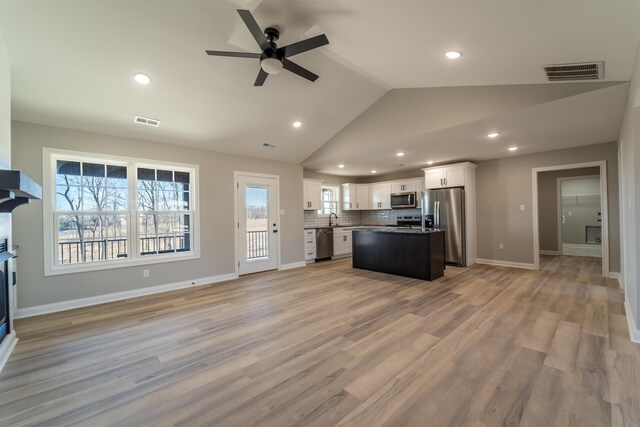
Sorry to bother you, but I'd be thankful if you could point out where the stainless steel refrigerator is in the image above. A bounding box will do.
[421,188,466,266]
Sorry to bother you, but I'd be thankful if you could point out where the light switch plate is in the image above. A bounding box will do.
[280,209,285,215]
[520,204,525,211]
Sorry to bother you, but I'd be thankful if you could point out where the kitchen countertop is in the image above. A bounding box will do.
[304,225,394,230]
[352,228,443,234]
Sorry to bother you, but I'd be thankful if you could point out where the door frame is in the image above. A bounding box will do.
[234,171,281,275]
[532,161,609,276]
[556,174,601,256]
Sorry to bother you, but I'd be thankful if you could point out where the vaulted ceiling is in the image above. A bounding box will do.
[1,0,639,173]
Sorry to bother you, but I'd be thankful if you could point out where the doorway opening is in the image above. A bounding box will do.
[235,172,280,275]
[559,176,602,258]
[532,161,609,277]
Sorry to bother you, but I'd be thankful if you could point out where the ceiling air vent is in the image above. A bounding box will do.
[134,115,160,127]
[542,61,604,82]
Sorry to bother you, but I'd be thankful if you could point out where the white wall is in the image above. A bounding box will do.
[618,38,640,335]
[12,121,304,309]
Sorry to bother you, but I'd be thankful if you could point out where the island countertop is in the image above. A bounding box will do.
[352,228,445,281]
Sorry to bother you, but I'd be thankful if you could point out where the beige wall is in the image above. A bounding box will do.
[355,168,424,184]
[476,142,620,272]
[618,39,640,332]
[12,121,304,309]
[538,167,599,252]
[303,168,426,185]
[302,170,347,186]
[0,31,9,169]
[0,31,13,347]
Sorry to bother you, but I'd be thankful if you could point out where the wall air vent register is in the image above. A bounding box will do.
[134,116,160,127]
[542,61,604,81]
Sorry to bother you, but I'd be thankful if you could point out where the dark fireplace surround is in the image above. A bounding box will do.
[0,170,42,345]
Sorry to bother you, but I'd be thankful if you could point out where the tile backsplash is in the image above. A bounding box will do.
[304,208,421,228]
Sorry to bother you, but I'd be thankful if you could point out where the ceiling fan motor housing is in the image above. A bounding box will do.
[264,27,280,43]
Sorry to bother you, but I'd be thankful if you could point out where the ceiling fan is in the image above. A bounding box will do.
[206,9,329,86]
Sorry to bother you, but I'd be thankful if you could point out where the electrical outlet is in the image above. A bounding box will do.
[499,243,504,249]
[143,269,149,278]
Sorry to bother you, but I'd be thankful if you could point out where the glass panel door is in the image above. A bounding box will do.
[245,186,269,260]
[237,175,278,274]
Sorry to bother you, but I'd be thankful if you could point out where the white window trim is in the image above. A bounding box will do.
[43,147,201,276]
[317,185,340,217]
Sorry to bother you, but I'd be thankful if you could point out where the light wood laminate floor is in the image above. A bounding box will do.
[1,258,639,426]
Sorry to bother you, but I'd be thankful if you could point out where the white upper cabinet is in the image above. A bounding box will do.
[391,180,417,193]
[342,183,370,210]
[355,184,369,210]
[423,163,469,189]
[303,179,322,210]
[342,183,356,210]
[425,168,444,189]
[370,182,392,210]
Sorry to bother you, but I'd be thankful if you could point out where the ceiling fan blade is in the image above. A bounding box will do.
[282,59,319,82]
[279,34,329,58]
[237,9,270,51]
[205,50,261,59]
[254,68,268,86]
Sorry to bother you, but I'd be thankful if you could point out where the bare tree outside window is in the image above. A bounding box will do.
[48,151,198,273]
[56,161,128,264]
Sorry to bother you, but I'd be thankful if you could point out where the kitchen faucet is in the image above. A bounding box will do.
[329,212,338,227]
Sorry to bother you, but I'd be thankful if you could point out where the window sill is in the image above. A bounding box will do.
[44,252,200,276]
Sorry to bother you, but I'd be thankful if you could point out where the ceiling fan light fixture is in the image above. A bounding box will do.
[261,57,284,74]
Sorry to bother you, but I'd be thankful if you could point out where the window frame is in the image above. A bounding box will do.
[317,185,340,217]
[43,148,200,276]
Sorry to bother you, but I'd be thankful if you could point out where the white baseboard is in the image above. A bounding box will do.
[476,258,536,270]
[562,243,602,258]
[609,272,621,281]
[14,272,239,319]
[0,331,18,374]
[539,250,560,256]
[279,261,307,271]
[624,300,640,344]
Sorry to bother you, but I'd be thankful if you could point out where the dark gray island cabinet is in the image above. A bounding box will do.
[352,229,445,281]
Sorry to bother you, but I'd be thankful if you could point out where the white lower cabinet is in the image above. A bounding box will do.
[304,229,316,262]
[333,229,353,256]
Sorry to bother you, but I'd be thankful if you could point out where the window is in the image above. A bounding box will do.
[319,185,339,215]
[44,149,199,275]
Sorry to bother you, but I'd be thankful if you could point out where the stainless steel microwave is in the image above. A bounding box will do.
[390,192,416,209]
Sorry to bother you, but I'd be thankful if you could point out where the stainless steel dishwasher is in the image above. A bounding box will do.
[315,228,334,260]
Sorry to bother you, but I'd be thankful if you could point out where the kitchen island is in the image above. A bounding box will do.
[352,228,445,281]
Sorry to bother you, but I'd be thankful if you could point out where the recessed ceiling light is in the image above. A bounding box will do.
[487,132,500,138]
[508,146,519,151]
[396,152,405,157]
[338,164,345,168]
[371,170,377,174]
[426,161,434,165]
[292,121,302,128]
[445,51,463,60]
[134,73,151,85]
